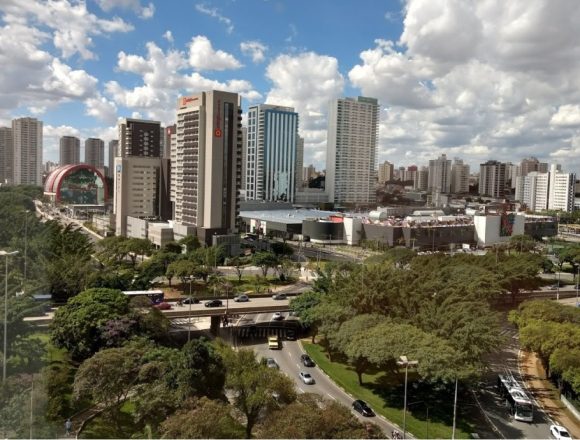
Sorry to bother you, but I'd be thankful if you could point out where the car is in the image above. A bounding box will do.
[299,371,315,385]
[286,330,296,341]
[550,424,571,440]
[352,399,375,417]
[153,302,172,310]
[181,297,199,304]
[547,284,560,290]
[272,293,287,300]
[204,299,223,307]
[265,358,279,369]
[234,294,249,302]
[300,354,315,367]
[272,312,284,321]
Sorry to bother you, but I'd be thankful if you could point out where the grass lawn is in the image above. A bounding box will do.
[303,341,475,439]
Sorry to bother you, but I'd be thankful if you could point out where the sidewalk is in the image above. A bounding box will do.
[520,350,580,438]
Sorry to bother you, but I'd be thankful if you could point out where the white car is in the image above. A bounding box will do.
[299,371,315,385]
[272,312,284,321]
[550,424,571,440]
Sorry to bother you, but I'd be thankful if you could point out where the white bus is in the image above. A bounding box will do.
[123,290,164,304]
[497,373,534,422]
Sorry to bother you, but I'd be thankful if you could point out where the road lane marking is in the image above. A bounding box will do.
[327,393,336,400]
[298,387,305,393]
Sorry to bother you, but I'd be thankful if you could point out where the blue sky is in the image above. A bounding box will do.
[2,0,580,174]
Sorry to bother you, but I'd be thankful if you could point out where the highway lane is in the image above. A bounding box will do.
[474,323,552,439]
[248,331,401,438]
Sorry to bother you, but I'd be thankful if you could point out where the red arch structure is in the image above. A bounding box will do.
[44,164,108,204]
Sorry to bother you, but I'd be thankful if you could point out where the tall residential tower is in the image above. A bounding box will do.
[59,136,80,165]
[12,117,43,186]
[326,96,379,205]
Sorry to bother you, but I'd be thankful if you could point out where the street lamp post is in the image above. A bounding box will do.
[557,270,561,301]
[1,250,19,383]
[397,355,418,439]
[576,265,579,307]
[187,276,194,343]
[24,210,29,295]
[452,376,458,440]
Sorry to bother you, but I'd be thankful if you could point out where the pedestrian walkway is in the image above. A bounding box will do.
[520,350,580,438]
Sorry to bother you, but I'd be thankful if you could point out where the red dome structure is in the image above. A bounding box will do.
[44,164,108,205]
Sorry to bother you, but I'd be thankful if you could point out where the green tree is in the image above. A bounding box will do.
[73,343,146,420]
[258,393,383,439]
[252,251,278,277]
[220,347,296,438]
[270,242,293,257]
[125,237,153,267]
[160,397,244,439]
[508,235,537,253]
[290,290,322,342]
[166,259,197,286]
[50,288,131,361]
[179,234,201,253]
[230,256,245,283]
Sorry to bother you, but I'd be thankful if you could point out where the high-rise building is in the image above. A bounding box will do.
[451,158,470,194]
[428,154,452,193]
[59,136,80,165]
[114,156,168,236]
[295,136,304,193]
[378,160,394,184]
[303,165,316,183]
[84,138,104,169]
[549,165,575,212]
[118,118,162,158]
[415,166,429,191]
[108,140,118,178]
[114,118,170,236]
[245,104,298,202]
[12,117,43,186]
[326,96,379,205]
[240,127,248,199]
[520,157,548,176]
[162,124,176,159]
[0,127,13,185]
[171,91,242,242]
[479,160,506,198]
[522,171,549,212]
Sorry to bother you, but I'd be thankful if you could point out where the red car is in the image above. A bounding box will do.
[153,302,172,310]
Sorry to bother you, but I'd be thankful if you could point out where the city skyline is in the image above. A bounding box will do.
[2,1,580,173]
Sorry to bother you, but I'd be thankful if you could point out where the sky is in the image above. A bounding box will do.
[2,0,580,174]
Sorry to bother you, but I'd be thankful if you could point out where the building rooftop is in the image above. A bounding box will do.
[240,209,340,225]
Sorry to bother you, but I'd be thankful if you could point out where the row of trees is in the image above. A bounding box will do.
[291,250,548,386]
[510,300,580,394]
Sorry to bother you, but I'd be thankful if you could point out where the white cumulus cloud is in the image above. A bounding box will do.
[188,36,242,71]
[240,41,267,63]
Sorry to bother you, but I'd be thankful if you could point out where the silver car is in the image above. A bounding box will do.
[266,358,279,369]
[299,371,315,385]
[234,294,249,302]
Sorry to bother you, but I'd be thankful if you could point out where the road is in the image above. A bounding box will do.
[241,314,401,439]
[473,322,553,439]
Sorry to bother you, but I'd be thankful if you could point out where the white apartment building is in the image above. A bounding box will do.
[326,96,379,205]
[415,166,429,191]
[114,156,164,236]
[245,104,298,202]
[549,169,575,212]
[171,91,242,242]
[451,158,469,193]
[12,117,42,186]
[522,172,549,212]
[428,154,451,193]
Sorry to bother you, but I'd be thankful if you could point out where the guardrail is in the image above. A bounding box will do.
[164,304,291,318]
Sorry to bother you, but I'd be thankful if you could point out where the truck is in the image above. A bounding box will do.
[268,335,280,349]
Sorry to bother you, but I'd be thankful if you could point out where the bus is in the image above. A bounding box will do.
[497,373,534,422]
[123,290,164,304]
